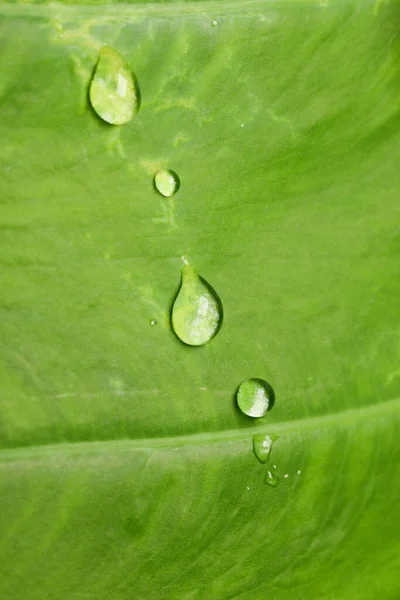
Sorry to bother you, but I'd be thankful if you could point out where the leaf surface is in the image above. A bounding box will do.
[1,1,400,598]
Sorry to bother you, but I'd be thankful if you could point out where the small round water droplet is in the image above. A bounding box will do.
[283,473,289,479]
[237,378,275,418]
[89,46,140,125]
[150,319,157,326]
[297,470,301,475]
[265,470,279,487]
[252,434,277,464]
[154,169,180,197]
[171,263,223,346]
[211,18,218,27]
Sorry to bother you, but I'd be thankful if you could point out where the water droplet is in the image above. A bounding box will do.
[150,319,157,326]
[283,473,289,479]
[171,263,223,346]
[265,470,279,487]
[154,169,180,197]
[273,465,277,470]
[236,378,275,418]
[89,46,140,125]
[297,470,301,475]
[252,434,277,464]
[211,18,218,27]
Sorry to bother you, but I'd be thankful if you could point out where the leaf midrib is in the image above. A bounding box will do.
[1,396,398,460]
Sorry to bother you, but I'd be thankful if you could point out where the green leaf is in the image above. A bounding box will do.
[1,0,400,598]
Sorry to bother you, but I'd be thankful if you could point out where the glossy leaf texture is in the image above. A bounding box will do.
[0,1,400,598]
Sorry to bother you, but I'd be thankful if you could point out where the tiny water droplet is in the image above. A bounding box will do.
[283,473,289,479]
[211,18,218,27]
[150,319,157,326]
[297,470,301,475]
[252,434,277,464]
[154,169,180,197]
[273,464,277,469]
[171,263,223,346]
[89,46,140,125]
[265,470,279,487]
[237,378,275,418]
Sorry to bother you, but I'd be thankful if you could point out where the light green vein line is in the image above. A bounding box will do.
[0,397,398,461]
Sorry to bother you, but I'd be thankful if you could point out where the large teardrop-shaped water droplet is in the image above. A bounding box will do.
[252,434,277,463]
[154,169,180,197]
[171,263,223,346]
[236,378,275,418]
[89,46,140,125]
